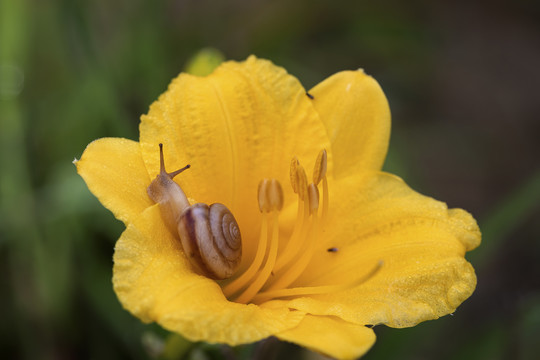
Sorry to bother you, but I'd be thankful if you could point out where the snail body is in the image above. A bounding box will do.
[147,144,242,279]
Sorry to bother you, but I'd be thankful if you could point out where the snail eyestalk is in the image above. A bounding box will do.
[158,143,190,179]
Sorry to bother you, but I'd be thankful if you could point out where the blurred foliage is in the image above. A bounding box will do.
[184,48,225,76]
[1,0,540,359]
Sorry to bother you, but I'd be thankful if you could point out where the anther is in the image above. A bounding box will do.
[289,157,300,194]
[291,160,307,200]
[258,179,284,212]
[235,180,282,303]
[312,149,327,186]
[307,183,319,215]
[224,151,332,304]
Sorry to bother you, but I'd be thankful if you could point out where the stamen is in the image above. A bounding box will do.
[234,210,280,304]
[321,176,329,223]
[263,150,326,291]
[312,149,327,186]
[290,157,299,194]
[307,183,319,215]
[273,161,311,271]
[252,261,383,304]
[258,178,284,212]
[264,211,320,291]
[222,179,283,299]
[313,148,329,224]
[290,159,308,201]
[222,149,335,305]
[222,213,268,297]
[273,196,309,272]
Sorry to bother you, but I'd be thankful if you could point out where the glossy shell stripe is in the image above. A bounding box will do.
[177,203,242,279]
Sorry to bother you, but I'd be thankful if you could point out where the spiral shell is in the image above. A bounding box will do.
[177,203,242,279]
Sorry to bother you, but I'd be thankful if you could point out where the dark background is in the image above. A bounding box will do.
[1,0,539,359]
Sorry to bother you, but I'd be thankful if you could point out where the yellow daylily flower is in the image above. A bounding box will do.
[75,56,480,360]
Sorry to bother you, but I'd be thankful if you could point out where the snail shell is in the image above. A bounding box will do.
[147,144,242,280]
[178,203,242,280]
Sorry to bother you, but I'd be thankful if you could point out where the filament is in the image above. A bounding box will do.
[234,211,280,303]
[221,149,347,305]
[264,211,319,291]
[273,197,309,272]
[252,261,383,304]
[222,213,268,297]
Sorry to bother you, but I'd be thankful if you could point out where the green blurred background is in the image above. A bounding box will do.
[1,0,539,359]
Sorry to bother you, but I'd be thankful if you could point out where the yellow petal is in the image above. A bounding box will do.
[309,70,390,175]
[139,55,331,262]
[275,315,376,360]
[274,172,480,328]
[75,138,152,224]
[113,204,305,344]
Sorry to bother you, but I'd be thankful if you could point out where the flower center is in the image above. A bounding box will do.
[221,150,381,304]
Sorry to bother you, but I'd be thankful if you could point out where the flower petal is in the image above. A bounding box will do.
[274,172,480,327]
[139,55,331,263]
[75,138,152,224]
[113,204,305,344]
[275,315,376,360]
[309,70,390,175]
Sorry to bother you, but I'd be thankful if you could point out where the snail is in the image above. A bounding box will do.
[146,144,242,280]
